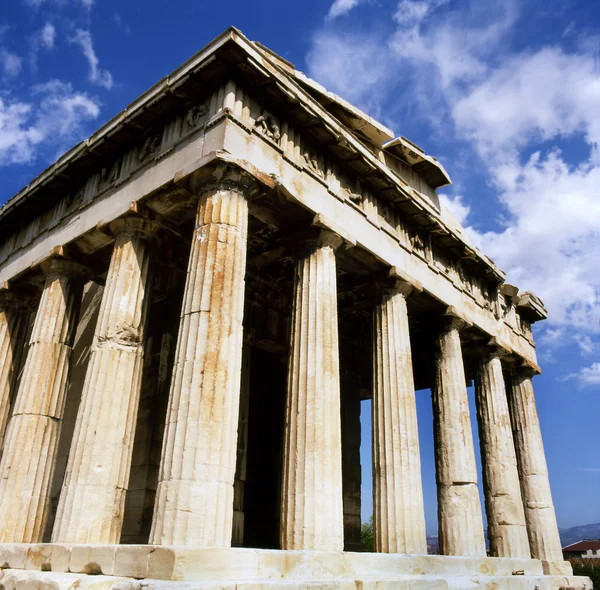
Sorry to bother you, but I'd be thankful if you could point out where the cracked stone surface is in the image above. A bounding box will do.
[53,218,157,544]
[150,184,249,547]
[0,259,85,543]
[372,282,426,554]
[507,370,565,565]
[432,316,486,557]
[0,291,27,453]
[475,351,530,559]
[280,231,344,551]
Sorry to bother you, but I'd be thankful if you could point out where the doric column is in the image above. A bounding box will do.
[372,275,426,554]
[150,177,250,547]
[474,346,530,558]
[432,311,486,557]
[0,288,28,452]
[280,230,344,551]
[507,368,564,564]
[0,258,86,542]
[52,218,157,544]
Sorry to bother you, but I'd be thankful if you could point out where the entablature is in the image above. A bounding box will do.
[0,29,544,369]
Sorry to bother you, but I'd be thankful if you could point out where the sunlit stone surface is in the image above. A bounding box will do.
[0,27,584,589]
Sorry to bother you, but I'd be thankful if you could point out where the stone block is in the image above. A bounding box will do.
[113,546,151,579]
[147,547,176,580]
[0,543,28,569]
[25,544,70,572]
[69,545,116,576]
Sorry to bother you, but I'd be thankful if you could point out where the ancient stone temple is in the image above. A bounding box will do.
[0,27,590,589]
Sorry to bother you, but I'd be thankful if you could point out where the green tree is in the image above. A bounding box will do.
[361,516,374,552]
[570,558,600,587]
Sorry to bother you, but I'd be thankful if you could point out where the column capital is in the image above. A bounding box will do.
[108,216,160,239]
[293,228,344,259]
[40,257,90,281]
[474,337,511,361]
[377,266,423,298]
[188,164,261,198]
[509,361,540,380]
[441,306,472,332]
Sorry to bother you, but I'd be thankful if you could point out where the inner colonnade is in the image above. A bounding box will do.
[0,173,564,567]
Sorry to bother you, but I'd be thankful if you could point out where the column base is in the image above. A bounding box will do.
[0,544,589,589]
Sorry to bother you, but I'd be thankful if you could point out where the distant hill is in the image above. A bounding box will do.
[422,523,600,553]
[560,523,600,547]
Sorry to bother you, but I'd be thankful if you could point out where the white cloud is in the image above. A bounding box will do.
[327,0,363,20]
[563,363,600,387]
[1,50,22,77]
[453,47,600,161]
[471,149,600,329]
[306,31,391,114]
[575,335,596,356]
[0,80,100,165]
[40,23,56,49]
[439,194,471,226]
[69,29,113,89]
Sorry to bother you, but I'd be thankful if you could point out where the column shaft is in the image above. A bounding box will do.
[280,232,344,551]
[0,259,84,542]
[372,285,426,554]
[53,218,156,544]
[0,293,27,452]
[475,353,530,558]
[150,183,249,547]
[432,317,486,556]
[507,370,564,563]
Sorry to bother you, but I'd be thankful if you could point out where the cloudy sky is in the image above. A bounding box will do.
[1,0,599,534]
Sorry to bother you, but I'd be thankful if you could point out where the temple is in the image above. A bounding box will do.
[0,27,589,589]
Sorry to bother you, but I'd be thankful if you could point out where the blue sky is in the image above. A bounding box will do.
[0,0,599,535]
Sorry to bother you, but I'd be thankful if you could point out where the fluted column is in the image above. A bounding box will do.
[280,230,344,551]
[432,312,486,557]
[52,218,157,544]
[0,258,86,542]
[372,278,426,554]
[150,179,250,547]
[475,348,530,558]
[507,368,564,564]
[0,288,28,452]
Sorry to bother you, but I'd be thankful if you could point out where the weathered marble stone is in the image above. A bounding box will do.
[372,280,426,554]
[0,289,28,453]
[0,258,86,542]
[52,218,158,544]
[432,313,486,557]
[150,181,250,547]
[280,231,344,551]
[474,349,530,558]
[506,369,565,565]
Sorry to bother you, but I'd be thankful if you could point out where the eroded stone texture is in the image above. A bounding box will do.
[280,231,344,551]
[0,290,28,453]
[432,315,486,557]
[474,350,530,558]
[506,369,564,564]
[0,258,86,542]
[53,218,157,544]
[372,282,426,554]
[150,181,250,547]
